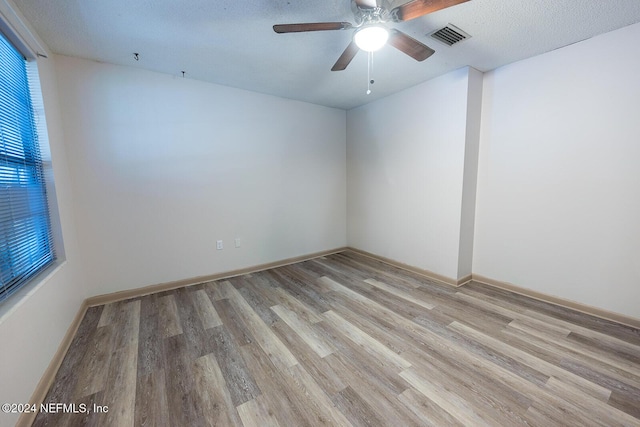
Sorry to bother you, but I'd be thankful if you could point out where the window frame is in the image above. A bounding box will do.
[0,11,65,315]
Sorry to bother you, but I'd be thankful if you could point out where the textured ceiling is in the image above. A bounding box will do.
[15,0,640,110]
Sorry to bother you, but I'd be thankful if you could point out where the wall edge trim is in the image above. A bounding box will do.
[470,273,640,330]
[86,247,347,307]
[17,301,89,427]
[20,246,347,426]
[346,247,461,287]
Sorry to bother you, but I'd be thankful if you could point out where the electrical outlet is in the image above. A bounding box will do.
[235,238,241,248]
[216,240,223,250]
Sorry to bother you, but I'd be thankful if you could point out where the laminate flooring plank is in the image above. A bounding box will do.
[554,329,640,376]
[284,363,354,426]
[314,267,429,322]
[411,314,551,387]
[239,342,315,427]
[157,294,182,338]
[331,385,384,427]
[430,298,514,336]
[50,391,105,427]
[491,324,640,420]
[400,368,495,427]
[213,298,255,346]
[566,331,640,365]
[236,281,281,326]
[318,275,448,331]
[208,325,261,407]
[403,345,533,416]
[321,274,571,418]
[134,369,170,427]
[73,324,115,399]
[238,274,281,305]
[326,294,413,355]
[269,319,347,397]
[236,395,281,427]
[38,306,103,406]
[271,304,335,358]
[456,291,572,337]
[544,376,640,427]
[241,340,354,426]
[220,280,299,369]
[523,404,586,427]
[402,322,617,427]
[334,251,454,294]
[505,322,640,387]
[449,321,612,402]
[192,352,244,427]
[97,301,120,328]
[322,254,420,293]
[320,355,421,427]
[204,280,236,301]
[322,310,411,371]
[266,268,333,314]
[317,276,398,323]
[524,308,640,353]
[324,281,608,425]
[364,278,436,310]
[463,282,640,344]
[397,388,465,427]
[313,323,410,397]
[191,289,223,329]
[557,357,640,419]
[174,288,212,359]
[272,286,324,324]
[98,343,138,427]
[112,300,141,350]
[137,294,164,378]
[162,334,199,427]
[608,389,640,419]
[499,325,640,409]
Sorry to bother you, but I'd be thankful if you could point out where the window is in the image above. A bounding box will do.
[0,30,55,303]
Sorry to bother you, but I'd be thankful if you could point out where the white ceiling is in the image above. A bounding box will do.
[15,0,640,110]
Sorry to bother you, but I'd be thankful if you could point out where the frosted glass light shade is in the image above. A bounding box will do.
[354,26,389,52]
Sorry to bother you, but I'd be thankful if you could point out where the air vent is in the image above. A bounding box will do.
[429,24,470,46]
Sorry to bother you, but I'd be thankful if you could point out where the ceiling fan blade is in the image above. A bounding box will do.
[391,0,470,22]
[331,41,360,71]
[273,22,352,33]
[388,29,435,61]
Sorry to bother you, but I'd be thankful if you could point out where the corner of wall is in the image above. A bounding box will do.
[456,67,483,280]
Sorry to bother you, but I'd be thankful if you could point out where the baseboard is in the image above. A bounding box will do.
[86,247,348,307]
[344,248,639,329]
[471,274,640,330]
[346,247,466,287]
[20,247,347,426]
[457,274,473,286]
[17,301,89,427]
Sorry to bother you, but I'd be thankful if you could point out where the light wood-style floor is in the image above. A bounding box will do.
[33,251,640,426]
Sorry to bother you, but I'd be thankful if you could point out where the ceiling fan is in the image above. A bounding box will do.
[273,0,470,71]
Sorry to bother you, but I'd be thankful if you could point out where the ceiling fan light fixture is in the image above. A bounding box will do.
[354,25,389,52]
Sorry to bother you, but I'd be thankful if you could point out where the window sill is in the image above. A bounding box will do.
[0,259,67,325]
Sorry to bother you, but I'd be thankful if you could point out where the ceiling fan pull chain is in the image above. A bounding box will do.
[367,51,374,95]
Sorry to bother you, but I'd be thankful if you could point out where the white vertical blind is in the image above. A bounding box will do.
[0,29,54,302]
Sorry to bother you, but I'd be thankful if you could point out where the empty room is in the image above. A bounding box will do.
[1,0,639,426]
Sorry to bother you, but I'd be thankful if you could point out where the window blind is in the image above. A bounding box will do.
[0,30,54,302]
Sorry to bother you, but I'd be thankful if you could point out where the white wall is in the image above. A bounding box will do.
[0,54,87,427]
[474,22,640,318]
[54,56,347,296]
[347,67,481,281]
